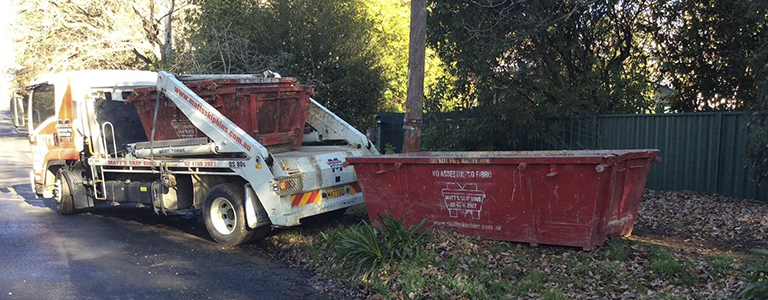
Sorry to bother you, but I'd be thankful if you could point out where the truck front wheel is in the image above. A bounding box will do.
[203,183,253,246]
[54,170,75,215]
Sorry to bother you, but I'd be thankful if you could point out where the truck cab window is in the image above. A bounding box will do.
[31,84,55,128]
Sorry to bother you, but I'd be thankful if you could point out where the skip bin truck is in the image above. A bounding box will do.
[10,70,378,246]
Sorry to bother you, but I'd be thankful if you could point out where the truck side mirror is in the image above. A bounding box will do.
[11,97,25,127]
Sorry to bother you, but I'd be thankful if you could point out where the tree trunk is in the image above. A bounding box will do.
[403,0,426,153]
[162,0,175,65]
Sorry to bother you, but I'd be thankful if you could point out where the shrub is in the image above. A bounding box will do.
[334,213,428,280]
[336,220,383,280]
[737,249,768,299]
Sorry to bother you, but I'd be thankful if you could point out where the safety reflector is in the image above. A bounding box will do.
[291,190,321,207]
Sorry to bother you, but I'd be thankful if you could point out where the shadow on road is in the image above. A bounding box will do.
[13,183,57,210]
[13,180,217,243]
[84,206,214,243]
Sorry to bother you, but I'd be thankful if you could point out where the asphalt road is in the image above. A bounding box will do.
[0,107,336,300]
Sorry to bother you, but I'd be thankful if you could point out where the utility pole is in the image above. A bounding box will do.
[402,0,426,153]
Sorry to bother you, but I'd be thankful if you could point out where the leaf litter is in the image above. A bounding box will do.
[256,190,768,299]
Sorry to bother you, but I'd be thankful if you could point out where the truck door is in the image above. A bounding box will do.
[28,83,78,197]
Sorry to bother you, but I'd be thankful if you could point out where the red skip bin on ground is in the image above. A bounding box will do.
[347,150,660,250]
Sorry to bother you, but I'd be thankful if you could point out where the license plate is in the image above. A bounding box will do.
[325,187,345,199]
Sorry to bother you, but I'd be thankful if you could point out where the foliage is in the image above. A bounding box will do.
[383,143,396,155]
[333,213,428,280]
[174,0,273,73]
[335,220,383,280]
[362,0,447,112]
[737,249,768,299]
[375,214,429,261]
[746,33,768,186]
[421,107,565,151]
[424,0,768,151]
[178,0,386,128]
[424,0,657,150]
[650,0,768,111]
[10,0,181,89]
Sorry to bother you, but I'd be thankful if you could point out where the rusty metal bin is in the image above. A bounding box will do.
[347,150,660,249]
[128,78,313,152]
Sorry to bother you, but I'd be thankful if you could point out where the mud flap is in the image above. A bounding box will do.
[61,170,93,209]
[244,184,270,229]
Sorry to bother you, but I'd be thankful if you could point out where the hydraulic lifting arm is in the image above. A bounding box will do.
[305,98,380,155]
[155,71,280,228]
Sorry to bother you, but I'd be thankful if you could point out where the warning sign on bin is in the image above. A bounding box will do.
[441,183,486,220]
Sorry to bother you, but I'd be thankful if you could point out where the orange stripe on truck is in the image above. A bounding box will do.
[350,183,362,194]
[291,190,322,207]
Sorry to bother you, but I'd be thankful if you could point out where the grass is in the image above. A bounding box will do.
[487,244,507,255]
[396,264,427,294]
[648,244,680,276]
[570,259,593,276]
[542,289,568,300]
[650,257,683,277]
[620,274,650,294]
[276,229,304,244]
[658,292,685,300]
[512,270,546,296]
[706,254,737,277]
[325,214,429,280]
[648,245,697,287]
[606,238,628,261]
[601,261,620,277]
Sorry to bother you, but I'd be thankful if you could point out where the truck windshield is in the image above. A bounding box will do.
[31,84,55,128]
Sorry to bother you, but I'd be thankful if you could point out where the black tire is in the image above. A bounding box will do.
[55,170,75,215]
[203,183,253,246]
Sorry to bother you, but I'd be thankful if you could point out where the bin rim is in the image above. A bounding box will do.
[346,149,660,165]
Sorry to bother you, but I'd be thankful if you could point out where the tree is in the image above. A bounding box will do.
[179,0,386,128]
[746,11,768,185]
[747,60,768,185]
[11,0,183,89]
[363,0,446,112]
[424,0,656,150]
[651,0,767,111]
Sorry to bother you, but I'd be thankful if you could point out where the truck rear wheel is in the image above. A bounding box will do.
[203,183,253,246]
[54,170,75,215]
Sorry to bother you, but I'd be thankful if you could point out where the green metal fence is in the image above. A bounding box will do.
[376,111,768,201]
[376,113,406,153]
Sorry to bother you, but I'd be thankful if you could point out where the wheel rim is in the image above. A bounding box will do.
[54,178,62,203]
[210,197,236,235]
